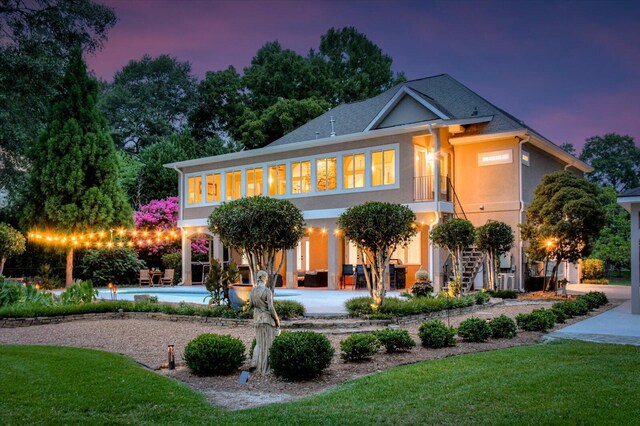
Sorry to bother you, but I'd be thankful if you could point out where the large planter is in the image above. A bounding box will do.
[229,283,253,310]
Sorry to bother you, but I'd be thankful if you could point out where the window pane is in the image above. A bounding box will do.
[301,161,310,193]
[268,166,277,196]
[384,149,395,185]
[372,151,383,186]
[354,154,365,188]
[343,155,354,189]
[327,157,336,190]
[316,158,326,191]
[188,177,197,204]
[292,162,301,194]
[277,164,286,195]
[206,174,220,202]
[225,172,233,200]
[233,171,241,199]
[246,169,255,197]
[255,168,263,196]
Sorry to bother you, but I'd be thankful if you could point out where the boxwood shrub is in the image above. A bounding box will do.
[577,292,606,310]
[340,333,381,362]
[457,317,492,342]
[489,315,518,339]
[515,308,556,332]
[551,306,568,324]
[373,329,416,353]
[418,320,456,348]
[487,290,518,299]
[269,331,334,380]
[345,295,475,318]
[183,333,245,376]
[474,292,491,305]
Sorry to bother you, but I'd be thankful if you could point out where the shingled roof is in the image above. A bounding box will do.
[268,74,533,147]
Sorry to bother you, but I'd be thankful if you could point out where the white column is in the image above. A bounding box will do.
[433,128,441,203]
[631,204,639,314]
[212,234,223,261]
[327,229,341,290]
[181,230,192,286]
[286,249,297,288]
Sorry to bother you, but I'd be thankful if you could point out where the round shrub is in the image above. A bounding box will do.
[373,329,416,353]
[577,293,600,311]
[340,333,381,362]
[80,248,145,286]
[418,320,456,348]
[183,333,245,376]
[489,315,517,339]
[582,258,605,280]
[269,331,334,380]
[457,317,492,342]
[474,291,491,305]
[551,306,568,323]
[515,309,556,332]
[273,300,305,320]
[585,291,608,307]
[411,281,433,298]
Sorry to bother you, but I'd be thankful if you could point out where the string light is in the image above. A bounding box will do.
[27,227,183,250]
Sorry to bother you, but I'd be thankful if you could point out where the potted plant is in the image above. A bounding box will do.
[410,266,433,297]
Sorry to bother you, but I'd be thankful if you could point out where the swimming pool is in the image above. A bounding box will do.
[97,286,302,305]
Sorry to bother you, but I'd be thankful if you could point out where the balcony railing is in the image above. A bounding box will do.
[413,175,451,202]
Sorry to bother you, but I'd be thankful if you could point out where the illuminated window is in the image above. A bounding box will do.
[187,176,202,204]
[246,167,263,197]
[316,157,337,191]
[205,173,221,202]
[372,149,395,186]
[292,160,311,194]
[343,153,365,189]
[268,164,286,196]
[225,170,241,200]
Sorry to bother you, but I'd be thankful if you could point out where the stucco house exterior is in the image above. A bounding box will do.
[165,74,591,292]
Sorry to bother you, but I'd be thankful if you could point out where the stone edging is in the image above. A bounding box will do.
[0,299,504,329]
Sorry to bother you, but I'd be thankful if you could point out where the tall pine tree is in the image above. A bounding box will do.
[23,47,132,286]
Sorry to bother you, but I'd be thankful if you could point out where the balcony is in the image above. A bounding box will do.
[413,175,451,202]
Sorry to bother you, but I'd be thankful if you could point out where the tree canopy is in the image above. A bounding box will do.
[590,186,630,271]
[0,0,117,211]
[475,221,514,290]
[337,202,416,308]
[520,171,605,290]
[99,54,198,153]
[430,218,475,292]
[208,196,305,291]
[0,222,26,275]
[579,133,640,192]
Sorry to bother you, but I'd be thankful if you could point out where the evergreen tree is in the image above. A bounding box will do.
[23,47,132,286]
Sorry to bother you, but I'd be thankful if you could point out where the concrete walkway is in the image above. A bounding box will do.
[546,291,640,346]
[566,283,631,301]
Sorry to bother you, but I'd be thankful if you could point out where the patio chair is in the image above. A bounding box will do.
[160,269,174,286]
[139,269,151,287]
[340,264,355,290]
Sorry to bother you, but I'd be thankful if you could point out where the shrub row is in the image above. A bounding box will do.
[0,299,305,321]
[417,315,518,348]
[345,295,476,318]
[339,329,416,361]
[515,291,608,332]
[485,289,519,299]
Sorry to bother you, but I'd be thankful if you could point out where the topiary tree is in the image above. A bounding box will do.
[475,221,514,290]
[22,47,132,286]
[0,223,26,276]
[208,196,305,290]
[430,218,475,290]
[520,171,605,292]
[337,202,416,309]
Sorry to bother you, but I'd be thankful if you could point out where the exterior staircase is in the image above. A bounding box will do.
[460,247,484,291]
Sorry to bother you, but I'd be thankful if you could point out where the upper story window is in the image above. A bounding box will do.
[372,149,395,186]
[187,176,202,204]
[225,170,242,200]
[268,164,286,196]
[343,153,365,189]
[206,173,221,202]
[292,160,311,194]
[246,167,263,197]
[316,157,337,191]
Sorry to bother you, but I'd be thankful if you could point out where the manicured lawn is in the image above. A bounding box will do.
[607,270,631,286]
[1,341,639,425]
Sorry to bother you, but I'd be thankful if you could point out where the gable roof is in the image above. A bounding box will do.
[268,74,527,147]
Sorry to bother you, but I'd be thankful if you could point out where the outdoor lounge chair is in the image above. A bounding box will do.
[139,269,151,287]
[160,269,174,286]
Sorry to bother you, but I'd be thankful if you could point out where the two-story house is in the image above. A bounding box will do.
[165,74,591,291]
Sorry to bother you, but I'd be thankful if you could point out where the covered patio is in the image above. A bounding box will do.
[617,188,640,315]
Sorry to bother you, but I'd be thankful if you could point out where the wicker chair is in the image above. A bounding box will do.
[160,269,174,286]
[139,269,151,287]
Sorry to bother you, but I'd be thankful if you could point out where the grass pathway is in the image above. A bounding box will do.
[1,341,639,425]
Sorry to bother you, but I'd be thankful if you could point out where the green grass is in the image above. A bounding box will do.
[2,341,639,425]
[607,270,630,286]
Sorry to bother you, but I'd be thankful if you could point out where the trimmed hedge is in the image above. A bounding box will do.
[183,333,245,376]
[418,320,456,348]
[345,295,475,318]
[489,315,518,339]
[581,279,609,285]
[487,290,518,299]
[474,292,491,305]
[340,333,381,362]
[373,329,416,353]
[515,309,556,332]
[457,317,491,342]
[269,331,334,381]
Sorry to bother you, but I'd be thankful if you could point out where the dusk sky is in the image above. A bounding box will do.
[86,0,640,151]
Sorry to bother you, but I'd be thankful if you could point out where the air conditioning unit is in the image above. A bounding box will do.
[497,273,515,290]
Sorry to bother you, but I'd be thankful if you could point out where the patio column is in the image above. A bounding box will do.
[433,128,441,203]
[631,204,639,314]
[285,248,297,288]
[327,229,341,290]
[181,231,192,286]
[212,234,223,261]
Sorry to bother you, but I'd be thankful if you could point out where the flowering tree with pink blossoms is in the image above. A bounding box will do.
[134,197,208,256]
